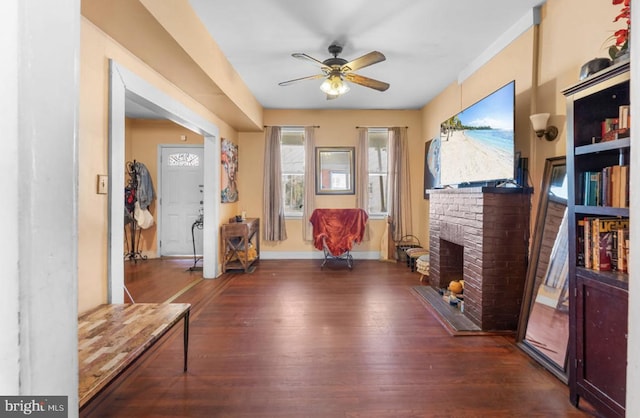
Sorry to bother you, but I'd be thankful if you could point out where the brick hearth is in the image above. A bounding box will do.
[428,187,531,331]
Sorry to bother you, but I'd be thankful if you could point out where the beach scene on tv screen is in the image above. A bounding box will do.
[438,82,515,186]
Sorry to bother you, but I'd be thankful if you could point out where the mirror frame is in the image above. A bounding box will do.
[516,155,568,383]
[315,147,355,195]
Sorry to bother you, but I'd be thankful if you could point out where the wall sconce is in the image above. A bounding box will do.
[529,113,558,141]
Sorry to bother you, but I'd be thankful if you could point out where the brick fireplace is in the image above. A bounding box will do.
[428,187,531,331]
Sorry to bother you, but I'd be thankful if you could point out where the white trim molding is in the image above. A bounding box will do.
[458,5,543,84]
[109,60,221,299]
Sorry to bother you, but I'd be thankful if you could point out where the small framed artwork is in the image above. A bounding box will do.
[221,138,238,203]
[315,147,355,195]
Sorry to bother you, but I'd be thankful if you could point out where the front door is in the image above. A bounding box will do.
[159,146,204,256]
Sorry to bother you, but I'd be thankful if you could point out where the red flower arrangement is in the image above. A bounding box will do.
[609,0,631,59]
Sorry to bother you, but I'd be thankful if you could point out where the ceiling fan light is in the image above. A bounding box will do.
[320,75,349,96]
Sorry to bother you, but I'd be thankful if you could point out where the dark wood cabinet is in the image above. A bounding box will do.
[563,61,629,418]
[575,274,627,416]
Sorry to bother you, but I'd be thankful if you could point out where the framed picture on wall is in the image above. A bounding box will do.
[423,138,440,199]
[315,147,355,195]
[221,138,238,203]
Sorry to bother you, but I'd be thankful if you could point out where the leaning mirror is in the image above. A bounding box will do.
[517,156,568,382]
[316,147,355,195]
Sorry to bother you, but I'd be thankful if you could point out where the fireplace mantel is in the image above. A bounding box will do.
[428,187,531,331]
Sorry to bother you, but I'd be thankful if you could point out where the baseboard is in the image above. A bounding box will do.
[260,251,381,260]
[142,251,157,259]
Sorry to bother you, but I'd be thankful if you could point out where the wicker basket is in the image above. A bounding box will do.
[394,235,421,262]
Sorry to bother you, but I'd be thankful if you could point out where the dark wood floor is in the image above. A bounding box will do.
[83,258,594,417]
[123,258,203,303]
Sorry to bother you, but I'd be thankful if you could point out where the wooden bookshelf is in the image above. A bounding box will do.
[563,60,629,418]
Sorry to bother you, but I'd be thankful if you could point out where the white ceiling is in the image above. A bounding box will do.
[126,0,544,117]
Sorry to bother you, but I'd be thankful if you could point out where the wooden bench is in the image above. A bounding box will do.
[78,303,190,409]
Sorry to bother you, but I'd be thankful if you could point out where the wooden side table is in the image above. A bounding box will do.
[221,218,260,273]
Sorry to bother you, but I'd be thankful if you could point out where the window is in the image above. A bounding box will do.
[168,152,200,167]
[367,128,389,215]
[281,128,305,216]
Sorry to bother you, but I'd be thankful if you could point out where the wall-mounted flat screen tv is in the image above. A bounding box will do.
[435,80,515,187]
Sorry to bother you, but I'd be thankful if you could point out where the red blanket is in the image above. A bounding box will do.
[309,208,368,255]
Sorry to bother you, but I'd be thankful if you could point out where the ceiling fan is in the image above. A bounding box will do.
[278,44,390,99]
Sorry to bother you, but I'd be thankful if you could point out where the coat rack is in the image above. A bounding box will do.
[124,160,147,262]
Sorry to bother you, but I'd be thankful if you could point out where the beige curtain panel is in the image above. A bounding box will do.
[262,126,287,241]
[388,127,412,241]
[355,127,370,241]
[302,126,316,242]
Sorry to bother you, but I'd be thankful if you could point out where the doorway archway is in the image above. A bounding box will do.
[109,60,220,303]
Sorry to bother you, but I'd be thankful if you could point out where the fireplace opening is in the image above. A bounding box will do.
[439,239,464,287]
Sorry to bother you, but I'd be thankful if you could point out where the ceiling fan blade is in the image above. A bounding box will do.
[278,73,325,86]
[292,53,331,71]
[341,51,386,72]
[344,73,390,92]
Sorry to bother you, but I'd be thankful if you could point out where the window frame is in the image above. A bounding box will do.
[280,128,305,218]
[367,128,390,218]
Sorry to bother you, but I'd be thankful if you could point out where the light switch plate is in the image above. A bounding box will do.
[97,174,108,194]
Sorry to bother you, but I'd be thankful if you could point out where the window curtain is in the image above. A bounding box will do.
[262,126,287,241]
[302,126,316,241]
[388,127,412,241]
[355,127,370,241]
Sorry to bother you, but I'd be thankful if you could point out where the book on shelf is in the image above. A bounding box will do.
[591,217,601,270]
[609,165,629,208]
[617,228,630,273]
[580,217,629,272]
[576,223,585,267]
[618,105,631,130]
[583,171,600,206]
[619,165,629,207]
[581,165,629,208]
[577,218,590,268]
[610,165,620,207]
[601,166,611,206]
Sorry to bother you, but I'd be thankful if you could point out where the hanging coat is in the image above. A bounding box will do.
[135,161,155,210]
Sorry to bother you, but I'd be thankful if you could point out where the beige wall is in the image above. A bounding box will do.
[239,110,423,255]
[79,18,240,313]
